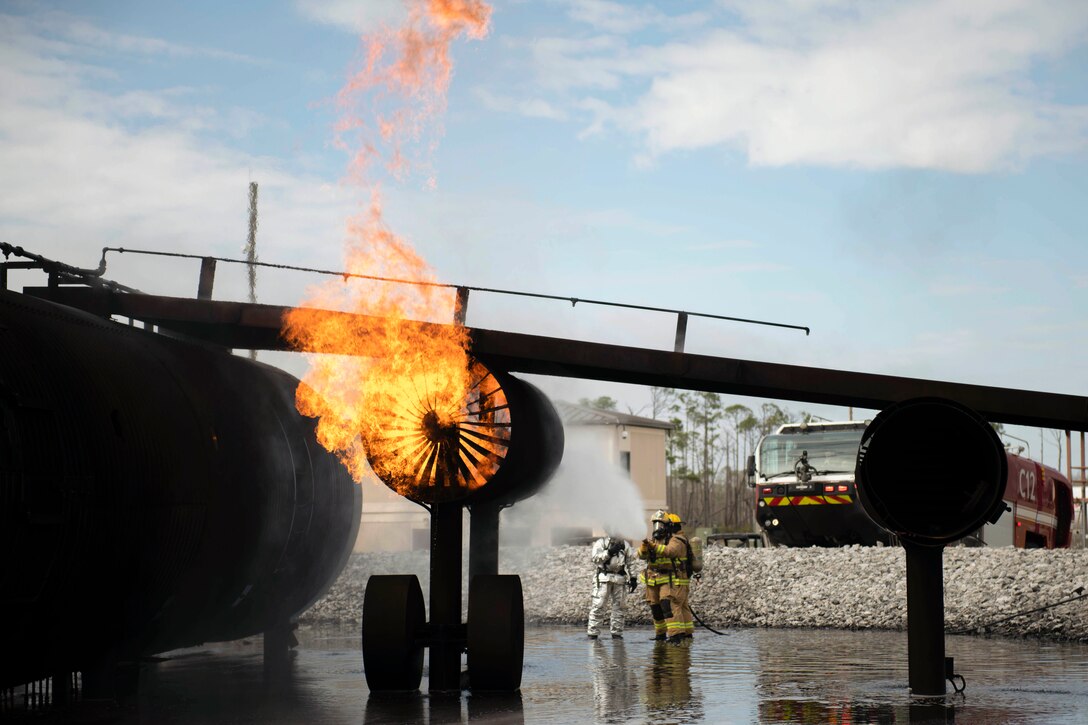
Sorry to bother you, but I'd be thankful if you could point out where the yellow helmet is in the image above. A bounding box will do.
[651,509,674,539]
[665,513,682,527]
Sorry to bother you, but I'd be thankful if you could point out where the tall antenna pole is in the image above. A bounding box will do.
[245,181,259,360]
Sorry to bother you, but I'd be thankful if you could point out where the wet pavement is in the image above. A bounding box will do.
[15,624,1088,724]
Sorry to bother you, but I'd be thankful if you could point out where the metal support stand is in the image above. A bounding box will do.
[454,287,470,325]
[429,501,463,692]
[51,671,71,706]
[905,542,946,697]
[197,257,216,300]
[673,312,688,353]
[469,502,501,580]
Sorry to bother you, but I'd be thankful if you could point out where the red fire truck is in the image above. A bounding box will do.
[981,452,1075,548]
[748,421,1074,548]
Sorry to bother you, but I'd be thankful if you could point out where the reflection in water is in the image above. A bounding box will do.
[467,691,525,725]
[749,629,1088,724]
[29,624,1085,724]
[643,640,703,723]
[760,698,893,724]
[589,639,637,723]
[362,691,426,724]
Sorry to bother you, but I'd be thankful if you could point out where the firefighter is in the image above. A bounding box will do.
[794,449,817,482]
[587,533,638,639]
[638,511,694,643]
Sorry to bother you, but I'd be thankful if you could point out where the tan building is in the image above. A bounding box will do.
[551,401,672,539]
[352,400,673,552]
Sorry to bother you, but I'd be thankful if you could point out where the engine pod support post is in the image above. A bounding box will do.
[856,397,1007,698]
[428,500,465,693]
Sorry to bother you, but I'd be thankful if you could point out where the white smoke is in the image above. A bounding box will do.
[503,425,647,542]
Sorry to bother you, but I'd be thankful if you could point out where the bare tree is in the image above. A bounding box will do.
[646,386,676,419]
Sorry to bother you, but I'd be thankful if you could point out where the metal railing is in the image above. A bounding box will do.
[95,246,811,353]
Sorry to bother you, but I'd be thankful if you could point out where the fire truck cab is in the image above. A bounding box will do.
[748,421,893,547]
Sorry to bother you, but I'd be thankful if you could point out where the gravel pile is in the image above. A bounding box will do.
[302,545,1088,642]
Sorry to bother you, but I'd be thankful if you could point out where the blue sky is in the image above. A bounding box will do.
[2,0,1087,467]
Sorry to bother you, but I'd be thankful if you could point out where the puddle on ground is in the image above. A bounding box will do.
[16,625,1088,724]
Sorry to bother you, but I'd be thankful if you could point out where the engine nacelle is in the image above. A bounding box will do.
[855,396,1007,546]
[0,290,360,688]
[362,362,563,506]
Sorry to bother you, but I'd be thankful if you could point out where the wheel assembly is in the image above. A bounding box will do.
[358,360,562,692]
[467,575,525,691]
[361,575,426,692]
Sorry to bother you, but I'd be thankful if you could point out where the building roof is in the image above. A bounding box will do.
[555,400,674,431]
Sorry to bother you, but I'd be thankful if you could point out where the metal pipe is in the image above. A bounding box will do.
[99,246,811,335]
[428,501,463,692]
[197,257,216,300]
[469,502,501,580]
[1067,429,1072,484]
[674,312,688,353]
[905,542,946,697]
[455,287,469,326]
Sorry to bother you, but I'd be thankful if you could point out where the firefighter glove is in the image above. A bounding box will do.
[627,577,638,594]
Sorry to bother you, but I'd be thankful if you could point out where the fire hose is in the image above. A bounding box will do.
[689,575,729,636]
[689,604,729,636]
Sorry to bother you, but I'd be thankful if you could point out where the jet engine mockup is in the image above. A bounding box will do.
[0,289,360,690]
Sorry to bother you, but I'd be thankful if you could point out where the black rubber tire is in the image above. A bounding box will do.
[467,574,524,691]
[361,575,425,692]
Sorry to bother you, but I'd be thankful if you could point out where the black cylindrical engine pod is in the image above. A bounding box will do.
[363,364,564,507]
[467,368,564,506]
[855,397,1007,546]
[855,397,1007,697]
[0,290,360,689]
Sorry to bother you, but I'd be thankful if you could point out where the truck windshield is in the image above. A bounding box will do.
[759,428,864,479]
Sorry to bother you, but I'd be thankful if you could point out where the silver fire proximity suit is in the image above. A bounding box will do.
[587,537,638,638]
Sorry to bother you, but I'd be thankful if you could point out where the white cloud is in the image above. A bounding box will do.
[512,0,1088,172]
[294,0,407,34]
[0,11,355,302]
[554,0,710,36]
[529,35,636,92]
[474,88,569,120]
[559,0,662,35]
[3,9,265,64]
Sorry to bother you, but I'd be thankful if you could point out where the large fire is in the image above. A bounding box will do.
[283,0,504,501]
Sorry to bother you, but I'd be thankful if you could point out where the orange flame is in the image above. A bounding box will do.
[284,0,495,499]
[333,0,491,184]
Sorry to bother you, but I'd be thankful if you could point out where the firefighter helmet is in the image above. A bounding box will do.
[665,513,683,532]
[651,509,670,538]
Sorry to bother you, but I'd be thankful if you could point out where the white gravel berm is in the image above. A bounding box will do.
[303,545,1088,642]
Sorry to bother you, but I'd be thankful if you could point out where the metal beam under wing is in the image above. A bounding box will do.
[25,286,1088,431]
